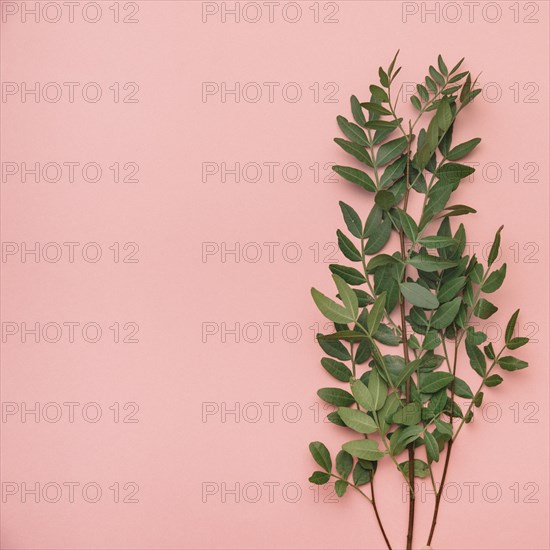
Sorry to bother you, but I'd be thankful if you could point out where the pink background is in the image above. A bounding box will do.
[1,1,548,548]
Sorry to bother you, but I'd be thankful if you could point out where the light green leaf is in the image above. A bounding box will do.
[393,402,421,425]
[368,370,387,411]
[418,236,457,249]
[399,458,431,478]
[421,372,454,393]
[368,292,387,334]
[338,408,378,434]
[311,287,355,323]
[400,282,439,309]
[408,254,457,272]
[350,378,375,411]
[342,439,385,461]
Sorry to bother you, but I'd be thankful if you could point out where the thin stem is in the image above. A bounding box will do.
[371,479,393,550]
[426,334,459,546]
[329,474,393,550]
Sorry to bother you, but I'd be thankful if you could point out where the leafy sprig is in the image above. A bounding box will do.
[308,53,529,550]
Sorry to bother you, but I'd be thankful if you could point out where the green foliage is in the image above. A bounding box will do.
[307,53,530,549]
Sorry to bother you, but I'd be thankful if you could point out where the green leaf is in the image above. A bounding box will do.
[350,95,366,126]
[335,479,348,497]
[437,163,475,185]
[482,264,507,293]
[393,402,421,426]
[352,462,371,486]
[430,297,462,329]
[408,254,457,272]
[485,374,503,387]
[364,214,392,254]
[453,377,474,399]
[309,441,332,472]
[361,101,391,116]
[424,431,440,462]
[466,341,486,377]
[309,471,330,484]
[498,356,528,371]
[327,411,347,426]
[339,202,363,238]
[335,450,353,479]
[342,439,385,461]
[394,357,422,387]
[418,236,457,249]
[376,136,408,166]
[363,205,383,238]
[437,276,466,303]
[411,95,421,110]
[337,116,370,146]
[400,282,439,309]
[378,392,401,434]
[400,458,431,478]
[421,372,454,393]
[368,292,386,334]
[311,287,355,323]
[397,209,418,242]
[437,54,448,76]
[333,275,359,318]
[366,254,398,272]
[350,378,375,411]
[380,155,407,189]
[334,139,373,167]
[474,298,498,319]
[368,370,387,411]
[317,334,351,361]
[338,408,378,434]
[317,388,355,407]
[398,425,424,447]
[329,264,367,286]
[333,165,376,192]
[505,309,520,344]
[319,330,369,343]
[440,204,477,218]
[488,225,503,267]
[337,230,362,262]
[434,419,453,438]
[321,358,353,382]
[507,337,529,350]
[446,138,481,161]
[375,190,396,211]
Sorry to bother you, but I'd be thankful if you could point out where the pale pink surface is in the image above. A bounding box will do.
[0,1,548,549]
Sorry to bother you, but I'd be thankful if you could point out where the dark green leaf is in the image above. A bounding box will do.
[430,297,462,329]
[312,287,355,323]
[376,137,408,166]
[482,264,507,293]
[321,358,353,382]
[337,229,362,262]
[446,138,481,161]
[333,165,376,192]
[317,334,351,361]
[329,264,367,286]
[507,337,529,350]
[309,471,330,484]
[375,190,396,211]
[337,116,370,146]
[505,309,519,344]
[474,298,498,319]
[488,225,503,267]
[424,431,440,462]
[339,202,363,238]
[335,450,353,479]
[334,139,373,167]
[352,462,371,486]
[393,402,421,426]
[364,214,392,254]
[335,479,348,496]
[498,356,528,371]
[368,292,387,334]
[350,95,366,126]
[408,254,457,272]
[421,372,454,393]
[397,209,418,242]
[485,374,503,387]
[309,441,332,472]
[317,388,355,407]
